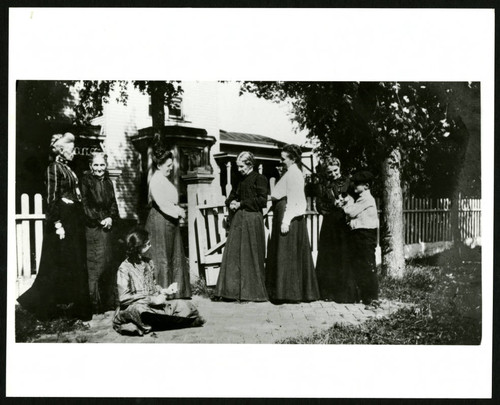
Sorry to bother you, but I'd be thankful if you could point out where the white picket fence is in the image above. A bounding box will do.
[15,193,482,292]
[16,194,44,280]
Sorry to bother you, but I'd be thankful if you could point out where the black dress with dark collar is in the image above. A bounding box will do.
[18,156,92,321]
[215,170,269,301]
[315,176,357,303]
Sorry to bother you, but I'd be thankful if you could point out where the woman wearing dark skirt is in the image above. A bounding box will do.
[215,151,268,302]
[145,145,191,298]
[17,133,92,321]
[315,157,357,303]
[265,144,320,303]
[81,152,119,313]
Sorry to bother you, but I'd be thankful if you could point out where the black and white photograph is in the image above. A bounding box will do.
[13,79,482,345]
[6,7,494,399]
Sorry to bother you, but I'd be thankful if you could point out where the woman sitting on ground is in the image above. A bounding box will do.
[113,228,205,336]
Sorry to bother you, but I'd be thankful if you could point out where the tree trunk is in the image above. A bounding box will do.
[149,83,166,131]
[381,148,406,278]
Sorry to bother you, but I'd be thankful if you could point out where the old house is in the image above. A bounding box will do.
[85,81,312,222]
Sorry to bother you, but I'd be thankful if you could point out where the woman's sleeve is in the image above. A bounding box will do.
[117,264,148,306]
[240,175,268,211]
[150,260,163,293]
[81,176,102,224]
[108,180,119,220]
[150,175,182,219]
[282,168,306,226]
[343,194,368,219]
[45,164,61,225]
[315,184,333,215]
[225,183,239,207]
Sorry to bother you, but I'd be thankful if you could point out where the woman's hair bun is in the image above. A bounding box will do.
[151,141,173,167]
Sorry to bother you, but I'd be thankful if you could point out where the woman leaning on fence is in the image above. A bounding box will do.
[81,151,119,314]
[145,142,191,298]
[17,133,92,321]
[214,151,269,302]
[265,144,320,303]
[315,157,357,303]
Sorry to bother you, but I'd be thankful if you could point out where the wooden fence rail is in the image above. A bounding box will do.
[403,197,454,244]
[15,193,482,290]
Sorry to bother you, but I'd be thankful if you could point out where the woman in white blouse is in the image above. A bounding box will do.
[265,144,319,303]
[145,145,191,298]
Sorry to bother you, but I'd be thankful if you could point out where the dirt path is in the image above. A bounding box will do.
[31,296,407,343]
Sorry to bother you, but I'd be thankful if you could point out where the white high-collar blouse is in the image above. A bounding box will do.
[149,170,183,219]
[271,163,307,226]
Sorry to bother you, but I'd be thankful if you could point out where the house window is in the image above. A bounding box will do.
[148,96,183,120]
[168,96,183,120]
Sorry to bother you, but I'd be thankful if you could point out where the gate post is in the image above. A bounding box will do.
[182,173,215,281]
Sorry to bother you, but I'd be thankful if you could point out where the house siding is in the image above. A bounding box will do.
[98,82,223,220]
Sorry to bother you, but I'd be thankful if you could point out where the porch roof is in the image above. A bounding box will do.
[219,130,286,148]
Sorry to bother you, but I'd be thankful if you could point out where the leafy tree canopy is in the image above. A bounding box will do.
[74,80,183,126]
[241,81,480,197]
[16,80,184,199]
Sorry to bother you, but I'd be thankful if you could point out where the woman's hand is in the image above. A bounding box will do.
[55,226,65,239]
[54,221,65,239]
[334,197,345,208]
[229,200,240,211]
[161,282,178,296]
[101,217,113,229]
[178,207,186,219]
[280,222,290,235]
[149,294,166,307]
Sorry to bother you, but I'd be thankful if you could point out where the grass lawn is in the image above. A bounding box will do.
[15,307,91,343]
[278,246,482,344]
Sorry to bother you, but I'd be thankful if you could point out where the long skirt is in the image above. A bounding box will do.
[113,298,204,335]
[215,210,268,301]
[265,199,320,302]
[17,203,92,321]
[350,229,379,304]
[316,210,358,303]
[86,226,116,313]
[145,206,191,298]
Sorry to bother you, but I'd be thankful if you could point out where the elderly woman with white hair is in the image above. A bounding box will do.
[81,151,119,313]
[18,132,92,321]
[214,151,269,302]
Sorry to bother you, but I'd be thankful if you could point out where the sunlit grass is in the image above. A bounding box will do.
[278,246,481,345]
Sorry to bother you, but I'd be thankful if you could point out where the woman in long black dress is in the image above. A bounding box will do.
[17,133,92,321]
[81,152,119,313]
[315,157,357,303]
[265,144,320,303]
[215,151,268,301]
[145,145,191,298]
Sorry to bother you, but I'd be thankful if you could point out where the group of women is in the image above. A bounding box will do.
[17,132,364,335]
[18,133,203,335]
[215,145,357,304]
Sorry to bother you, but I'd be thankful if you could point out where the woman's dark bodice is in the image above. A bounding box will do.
[81,171,119,227]
[226,170,268,212]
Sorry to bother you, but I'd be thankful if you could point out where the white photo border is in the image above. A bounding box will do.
[7,7,494,398]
